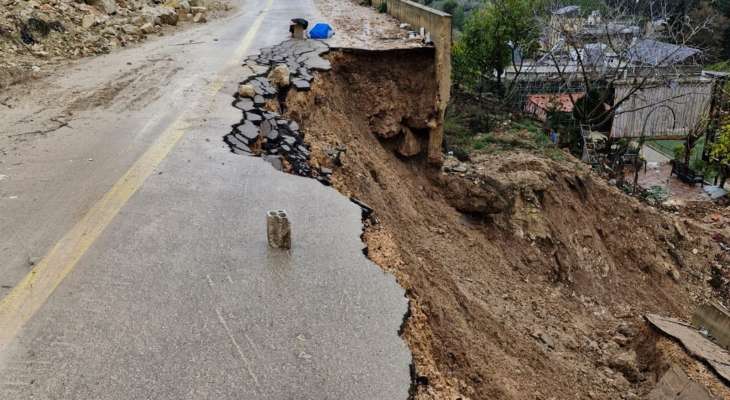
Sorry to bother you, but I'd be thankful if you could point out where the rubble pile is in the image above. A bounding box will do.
[0,0,229,87]
[224,39,334,185]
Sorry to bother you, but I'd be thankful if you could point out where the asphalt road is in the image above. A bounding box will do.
[0,1,411,398]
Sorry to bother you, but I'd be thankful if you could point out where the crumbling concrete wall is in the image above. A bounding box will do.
[692,302,730,350]
[371,0,452,164]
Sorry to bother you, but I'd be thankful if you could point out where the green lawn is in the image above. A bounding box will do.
[647,138,705,162]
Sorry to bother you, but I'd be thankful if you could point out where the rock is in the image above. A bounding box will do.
[96,0,117,15]
[608,350,641,383]
[616,322,636,338]
[238,84,256,98]
[193,12,206,23]
[139,22,155,34]
[531,330,555,350]
[189,0,207,6]
[81,14,95,29]
[190,6,207,13]
[101,26,117,36]
[611,334,630,347]
[157,6,179,25]
[121,24,140,35]
[667,265,681,282]
[398,126,422,157]
[165,0,190,11]
[369,111,401,139]
[267,64,290,88]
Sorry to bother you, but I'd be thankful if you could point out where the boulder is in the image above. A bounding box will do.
[397,126,422,157]
[121,24,140,35]
[190,6,207,13]
[189,0,207,6]
[157,6,179,25]
[192,12,206,23]
[267,64,290,88]
[139,22,155,34]
[369,110,401,139]
[81,14,95,29]
[238,84,256,98]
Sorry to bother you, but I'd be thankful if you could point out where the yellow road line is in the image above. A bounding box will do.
[0,0,273,351]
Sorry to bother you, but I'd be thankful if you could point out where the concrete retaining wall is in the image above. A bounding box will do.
[692,302,730,350]
[371,0,452,164]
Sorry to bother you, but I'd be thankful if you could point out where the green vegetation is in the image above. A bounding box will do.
[415,0,485,31]
[711,123,730,165]
[648,138,714,175]
[445,103,563,160]
[452,0,541,97]
[649,139,705,161]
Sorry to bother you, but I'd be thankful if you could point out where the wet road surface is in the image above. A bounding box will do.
[0,0,411,398]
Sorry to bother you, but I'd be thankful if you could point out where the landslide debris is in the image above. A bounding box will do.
[0,0,229,88]
[278,48,730,399]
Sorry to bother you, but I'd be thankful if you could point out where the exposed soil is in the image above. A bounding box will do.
[283,49,730,399]
[0,0,230,89]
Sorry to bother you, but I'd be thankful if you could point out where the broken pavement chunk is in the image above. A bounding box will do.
[292,79,310,91]
[234,98,256,112]
[647,365,716,400]
[645,314,730,382]
[238,121,259,140]
[350,197,374,218]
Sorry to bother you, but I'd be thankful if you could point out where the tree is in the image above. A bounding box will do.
[538,0,712,130]
[710,121,730,188]
[452,0,542,98]
[442,0,458,15]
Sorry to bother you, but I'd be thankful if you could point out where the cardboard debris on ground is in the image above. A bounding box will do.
[646,314,730,383]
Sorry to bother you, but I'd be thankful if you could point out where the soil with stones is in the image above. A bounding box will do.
[278,49,730,399]
[0,0,230,89]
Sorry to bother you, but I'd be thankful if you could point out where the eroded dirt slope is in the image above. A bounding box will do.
[284,49,730,399]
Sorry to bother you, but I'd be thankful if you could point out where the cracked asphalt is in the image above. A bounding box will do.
[0,0,411,398]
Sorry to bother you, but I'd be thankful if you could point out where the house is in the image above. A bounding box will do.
[610,77,715,139]
[627,39,701,68]
[544,5,583,50]
[525,93,585,122]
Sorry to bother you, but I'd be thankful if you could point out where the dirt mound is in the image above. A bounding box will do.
[283,49,730,399]
[0,0,229,88]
